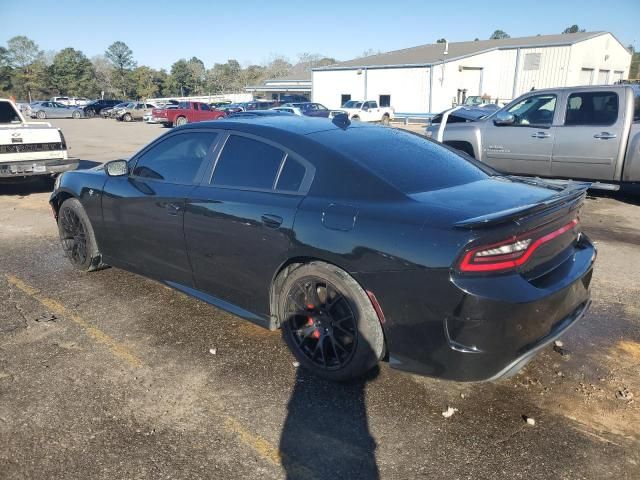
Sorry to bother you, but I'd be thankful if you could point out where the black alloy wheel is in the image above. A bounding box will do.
[59,206,88,266]
[284,276,358,370]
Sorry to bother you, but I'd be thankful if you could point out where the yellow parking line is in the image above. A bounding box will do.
[5,274,143,368]
[5,273,311,475]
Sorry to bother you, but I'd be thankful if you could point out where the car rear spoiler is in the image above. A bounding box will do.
[454,179,590,229]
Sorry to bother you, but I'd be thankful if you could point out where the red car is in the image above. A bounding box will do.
[151,101,225,127]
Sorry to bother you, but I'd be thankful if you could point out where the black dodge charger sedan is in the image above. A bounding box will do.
[50,116,595,382]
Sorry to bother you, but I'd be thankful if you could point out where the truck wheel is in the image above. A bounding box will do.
[175,116,188,126]
[381,114,390,125]
[36,110,46,119]
[351,115,360,121]
[72,111,81,119]
[279,261,385,382]
[123,113,132,122]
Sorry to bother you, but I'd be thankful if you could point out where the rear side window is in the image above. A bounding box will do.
[211,135,285,189]
[565,91,619,126]
[276,158,306,192]
[133,132,218,184]
[311,128,487,194]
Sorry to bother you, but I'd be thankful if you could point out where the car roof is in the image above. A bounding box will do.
[182,114,374,136]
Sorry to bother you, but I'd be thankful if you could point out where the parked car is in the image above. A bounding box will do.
[218,103,244,115]
[331,100,395,124]
[279,94,309,103]
[282,102,332,118]
[101,102,130,118]
[271,106,303,116]
[150,101,225,127]
[83,99,124,118]
[29,101,84,119]
[114,102,157,122]
[238,101,278,112]
[50,115,595,382]
[50,96,90,106]
[0,98,75,178]
[426,84,640,192]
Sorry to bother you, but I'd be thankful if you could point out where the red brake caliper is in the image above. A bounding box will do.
[306,304,320,339]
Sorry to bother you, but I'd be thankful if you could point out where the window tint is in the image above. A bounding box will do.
[212,135,285,189]
[565,91,619,126]
[133,132,218,184]
[506,94,556,126]
[200,103,210,111]
[634,88,640,122]
[0,102,21,123]
[276,158,306,192]
[379,95,391,107]
[310,128,487,194]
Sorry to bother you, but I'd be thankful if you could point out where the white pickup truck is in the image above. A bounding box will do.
[331,100,395,124]
[0,99,76,179]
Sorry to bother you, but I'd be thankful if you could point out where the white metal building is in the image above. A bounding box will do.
[312,32,632,114]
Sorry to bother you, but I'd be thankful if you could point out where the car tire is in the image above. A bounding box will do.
[36,110,46,119]
[72,110,81,119]
[381,114,390,125]
[123,113,132,122]
[86,109,95,118]
[175,116,187,126]
[57,198,105,272]
[279,261,385,382]
[351,115,360,121]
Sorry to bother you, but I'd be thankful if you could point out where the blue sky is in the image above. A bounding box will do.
[1,0,637,69]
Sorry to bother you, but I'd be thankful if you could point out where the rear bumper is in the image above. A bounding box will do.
[0,158,79,178]
[354,236,596,382]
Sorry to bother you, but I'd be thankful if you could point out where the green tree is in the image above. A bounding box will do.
[130,66,168,99]
[50,48,96,97]
[0,46,12,94]
[436,38,447,44]
[187,56,206,95]
[105,41,136,97]
[490,30,510,40]
[563,25,585,34]
[5,36,47,101]
[169,58,191,96]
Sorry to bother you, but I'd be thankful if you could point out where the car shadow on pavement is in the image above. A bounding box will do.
[279,363,380,480]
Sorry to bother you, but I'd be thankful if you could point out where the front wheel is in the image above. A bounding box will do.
[72,110,81,119]
[57,198,105,271]
[36,110,46,119]
[175,116,188,126]
[279,262,385,382]
[86,109,95,118]
[123,113,132,122]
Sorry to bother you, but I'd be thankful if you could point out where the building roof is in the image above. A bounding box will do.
[266,70,312,83]
[314,31,612,70]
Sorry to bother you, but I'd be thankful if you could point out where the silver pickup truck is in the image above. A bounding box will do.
[426,85,640,192]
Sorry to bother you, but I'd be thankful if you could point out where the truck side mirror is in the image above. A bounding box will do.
[494,112,515,126]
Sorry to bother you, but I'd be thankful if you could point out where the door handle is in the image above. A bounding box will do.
[594,132,617,140]
[166,202,182,216]
[531,132,551,138]
[261,214,283,228]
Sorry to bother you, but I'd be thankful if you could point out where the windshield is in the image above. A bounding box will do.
[0,102,21,123]
[342,101,363,108]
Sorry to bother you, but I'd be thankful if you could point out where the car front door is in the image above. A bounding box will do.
[184,132,313,318]
[551,89,626,180]
[481,93,558,176]
[100,130,220,285]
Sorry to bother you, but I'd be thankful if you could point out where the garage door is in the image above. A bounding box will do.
[579,68,594,85]
[459,68,482,96]
[598,70,610,84]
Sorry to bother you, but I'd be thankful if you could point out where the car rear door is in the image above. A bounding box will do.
[481,93,558,176]
[184,132,313,317]
[551,89,626,180]
[100,130,220,285]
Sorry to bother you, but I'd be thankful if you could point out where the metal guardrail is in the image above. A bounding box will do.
[391,113,435,125]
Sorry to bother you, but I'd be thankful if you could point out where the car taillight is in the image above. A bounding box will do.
[59,129,67,150]
[459,219,578,273]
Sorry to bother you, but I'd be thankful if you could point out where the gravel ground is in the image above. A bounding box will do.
[0,118,638,480]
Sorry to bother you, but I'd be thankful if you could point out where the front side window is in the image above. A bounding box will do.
[200,103,210,111]
[211,135,285,190]
[565,91,619,126]
[506,94,556,126]
[132,132,218,184]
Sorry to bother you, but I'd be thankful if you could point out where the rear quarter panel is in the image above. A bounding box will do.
[622,124,640,182]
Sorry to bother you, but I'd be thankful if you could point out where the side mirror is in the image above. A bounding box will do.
[494,111,515,126]
[105,159,129,177]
